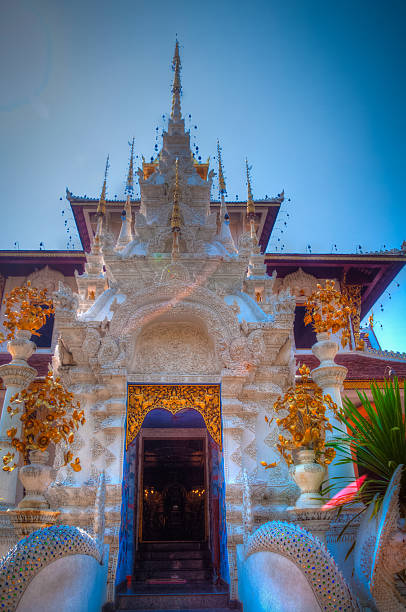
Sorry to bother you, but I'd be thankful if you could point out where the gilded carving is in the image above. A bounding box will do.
[127,384,222,448]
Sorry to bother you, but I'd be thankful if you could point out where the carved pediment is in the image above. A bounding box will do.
[281,267,318,301]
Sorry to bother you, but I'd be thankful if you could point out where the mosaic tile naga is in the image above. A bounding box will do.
[0,525,103,612]
[245,521,358,611]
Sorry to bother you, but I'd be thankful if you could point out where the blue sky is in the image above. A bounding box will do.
[0,0,405,350]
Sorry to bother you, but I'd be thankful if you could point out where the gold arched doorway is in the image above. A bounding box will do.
[126,383,222,448]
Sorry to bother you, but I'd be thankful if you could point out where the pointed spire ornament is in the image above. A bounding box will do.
[97,155,109,216]
[217,140,226,196]
[125,138,135,196]
[94,155,109,245]
[217,140,228,234]
[171,39,182,122]
[171,158,181,259]
[246,158,255,219]
[215,141,237,253]
[246,158,259,250]
[116,140,135,249]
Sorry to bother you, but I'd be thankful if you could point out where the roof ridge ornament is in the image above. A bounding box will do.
[94,155,110,247]
[171,38,182,122]
[246,158,260,252]
[96,155,110,217]
[125,138,135,196]
[217,139,227,196]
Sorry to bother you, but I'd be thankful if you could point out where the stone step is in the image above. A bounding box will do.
[140,550,210,561]
[134,569,212,582]
[140,542,204,552]
[136,558,207,571]
[120,609,235,611]
[117,591,230,610]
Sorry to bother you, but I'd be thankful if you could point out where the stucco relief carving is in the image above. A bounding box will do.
[281,267,318,300]
[53,282,79,316]
[82,328,101,357]
[110,280,240,340]
[133,323,217,374]
[98,336,120,366]
[27,265,65,294]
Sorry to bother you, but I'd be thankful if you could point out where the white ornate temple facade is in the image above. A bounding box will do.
[47,42,301,601]
[1,42,406,612]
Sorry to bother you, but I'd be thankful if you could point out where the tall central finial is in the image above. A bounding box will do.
[125,138,135,196]
[217,140,226,196]
[171,38,182,121]
[97,155,110,216]
[246,158,258,249]
[246,158,255,219]
[171,158,181,258]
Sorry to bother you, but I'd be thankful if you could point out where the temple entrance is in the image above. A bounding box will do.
[116,398,230,608]
[141,437,206,542]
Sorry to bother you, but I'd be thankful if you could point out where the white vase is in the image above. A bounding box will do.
[7,329,36,365]
[291,449,326,509]
[311,332,339,367]
[18,450,53,509]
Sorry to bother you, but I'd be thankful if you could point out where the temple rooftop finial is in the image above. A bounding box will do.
[125,138,135,196]
[97,155,110,216]
[116,141,135,249]
[217,140,227,196]
[171,38,182,122]
[245,158,259,250]
[246,158,255,219]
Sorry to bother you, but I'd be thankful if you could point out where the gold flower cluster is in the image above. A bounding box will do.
[3,372,85,472]
[261,364,339,468]
[304,279,356,348]
[2,282,54,340]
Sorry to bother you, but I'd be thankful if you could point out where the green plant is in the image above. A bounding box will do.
[325,377,406,517]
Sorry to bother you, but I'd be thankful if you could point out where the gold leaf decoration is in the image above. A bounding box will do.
[127,384,222,448]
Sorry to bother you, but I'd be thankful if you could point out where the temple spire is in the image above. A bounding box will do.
[125,138,135,196]
[171,39,182,122]
[217,140,227,196]
[216,141,237,253]
[246,158,258,249]
[116,140,135,249]
[171,158,182,258]
[217,140,228,231]
[97,155,109,216]
[94,155,109,244]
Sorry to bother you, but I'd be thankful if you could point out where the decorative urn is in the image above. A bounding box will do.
[290,449,325,509]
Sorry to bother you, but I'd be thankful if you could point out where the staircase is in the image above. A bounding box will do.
[116,541,236,611]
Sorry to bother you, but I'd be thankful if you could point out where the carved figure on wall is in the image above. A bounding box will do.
[57,335,76,366]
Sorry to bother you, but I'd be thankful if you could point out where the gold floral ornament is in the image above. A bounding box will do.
[304,279,357,348]
[261,364,339,469]
[2,281,54,340]
[2,371,85,472]
[127,384,222,448]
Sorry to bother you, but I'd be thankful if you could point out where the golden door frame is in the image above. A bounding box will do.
[126,383,222,448]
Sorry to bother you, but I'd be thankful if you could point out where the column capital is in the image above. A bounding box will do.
[0,363,37,390]
[311,364,347,389]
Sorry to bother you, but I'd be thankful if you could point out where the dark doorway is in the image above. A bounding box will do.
[141,438,206,542]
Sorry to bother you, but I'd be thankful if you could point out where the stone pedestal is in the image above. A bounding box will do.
[311,333,355,494]
[0,330,37,510]
[18,450,54,509]
[7,508,60,540]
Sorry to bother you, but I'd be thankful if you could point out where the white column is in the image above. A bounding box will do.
[0,331,37,509]
[311,332,355,496]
